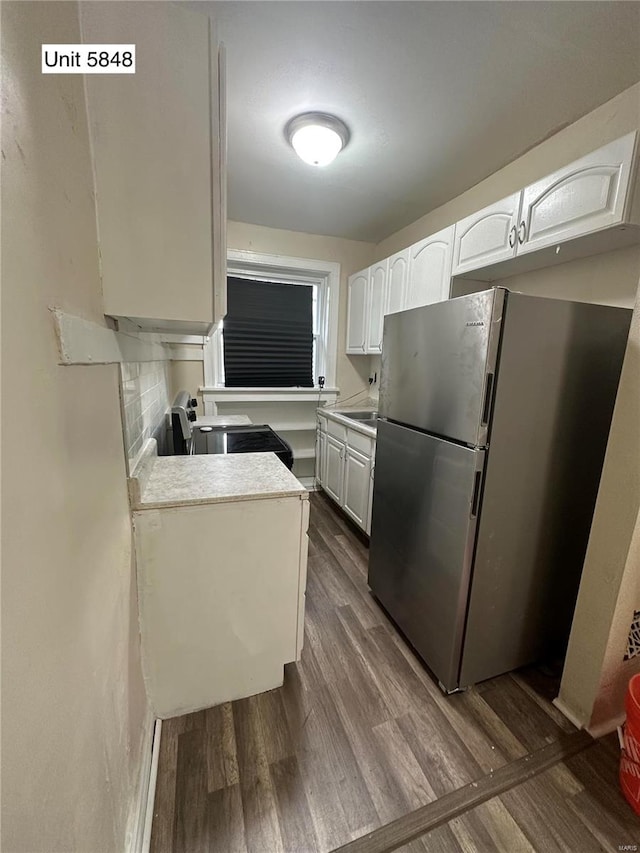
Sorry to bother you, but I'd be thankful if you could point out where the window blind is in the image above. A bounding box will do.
[223,277,314,387]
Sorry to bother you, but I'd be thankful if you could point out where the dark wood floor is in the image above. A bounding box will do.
[150,492,639,853]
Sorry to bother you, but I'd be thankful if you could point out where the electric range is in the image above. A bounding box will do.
[170,391,294,470]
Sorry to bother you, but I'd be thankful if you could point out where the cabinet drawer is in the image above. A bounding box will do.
[327,419,347,442]
[347,428,374,457]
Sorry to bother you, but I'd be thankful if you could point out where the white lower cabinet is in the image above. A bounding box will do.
[315,428,327,486]
[316,413,376,534]
[324,435,346,504]
[343,447,371,528]
[134,494,309,718]
[366,463,375,536]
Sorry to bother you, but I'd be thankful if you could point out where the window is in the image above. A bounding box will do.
[204,250,340,393]
[222,277,314,387]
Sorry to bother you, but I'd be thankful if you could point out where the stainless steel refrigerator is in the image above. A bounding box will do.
[368,287,631,692]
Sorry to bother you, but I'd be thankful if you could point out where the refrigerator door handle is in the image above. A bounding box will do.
[481,372,495,427]
[470,470,482,518]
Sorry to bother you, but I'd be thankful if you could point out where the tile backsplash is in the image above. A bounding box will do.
[120,361,171,472]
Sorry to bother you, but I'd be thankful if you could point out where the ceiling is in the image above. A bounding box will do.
[203,1,640,244]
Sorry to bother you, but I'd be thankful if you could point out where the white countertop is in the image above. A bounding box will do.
[132,448,307,509]
[317,405,378,437]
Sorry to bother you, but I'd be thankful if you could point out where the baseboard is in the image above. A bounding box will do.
[299,477,319,491]
[553,695,627,739]
[587,711,626,739]
[552,696,585,730]
[127,713,162,853]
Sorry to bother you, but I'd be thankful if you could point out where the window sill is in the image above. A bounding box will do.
[200,386,340,403]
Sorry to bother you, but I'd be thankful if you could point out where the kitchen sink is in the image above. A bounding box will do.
[340,410,378,420]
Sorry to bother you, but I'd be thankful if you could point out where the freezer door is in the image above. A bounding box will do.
[368,419,484,692]
[379,289,504,447]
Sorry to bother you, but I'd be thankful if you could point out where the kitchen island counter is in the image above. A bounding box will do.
[130,442,309,718]
[132,449,307,510]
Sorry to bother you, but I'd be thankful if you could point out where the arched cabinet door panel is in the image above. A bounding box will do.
[452,193,521,276]
[407,225,454,309]
[346,270,368,353]
[366,260,388,353]
[386,249,410,315]
[519,133,637,255]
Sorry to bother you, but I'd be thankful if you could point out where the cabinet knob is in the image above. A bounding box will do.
[508,225,517,248]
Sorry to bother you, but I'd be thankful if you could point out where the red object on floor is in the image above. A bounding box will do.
[620,674,640,815]
[626,673,640,734]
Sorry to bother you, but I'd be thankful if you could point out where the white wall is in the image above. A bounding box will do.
[2,3,150,849]
[169,359,206,411]
[589,506,640,733]
[558,289,640,733]
[501,245,640,308]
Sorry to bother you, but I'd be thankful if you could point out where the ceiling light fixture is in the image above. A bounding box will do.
[285,112,350,167]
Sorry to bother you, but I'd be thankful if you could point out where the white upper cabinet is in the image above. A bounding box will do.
[518,133,638,256]
[366,260,388,353]
[346,133,638,351]
[386,249,410,314]
[81,4,226,334]
[346,270,369,353]
[452,133,638,281]
[406,226,454,309]
[452,193,521,276]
